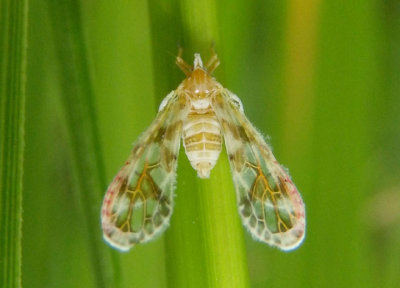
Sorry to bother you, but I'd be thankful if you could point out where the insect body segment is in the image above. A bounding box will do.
[183,107,222,178]
[101,52,306,251]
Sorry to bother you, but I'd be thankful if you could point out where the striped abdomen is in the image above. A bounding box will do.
[182,108,222,178]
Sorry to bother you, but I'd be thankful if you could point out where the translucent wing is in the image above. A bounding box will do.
[214,90,306,251]
[101,92,185,251]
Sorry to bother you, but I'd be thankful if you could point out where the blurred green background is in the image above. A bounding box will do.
[16,0,400,287]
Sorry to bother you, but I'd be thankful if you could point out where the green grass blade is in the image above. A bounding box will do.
[148,1,250,287]
[44,1,120,287]
[0,0,28,287]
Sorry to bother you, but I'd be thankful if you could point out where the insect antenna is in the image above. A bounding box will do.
[206,48,220,74]
[175,48,192,76]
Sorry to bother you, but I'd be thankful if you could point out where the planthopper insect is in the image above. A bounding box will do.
[101,51,305,252]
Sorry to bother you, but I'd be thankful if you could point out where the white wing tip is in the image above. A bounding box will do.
[242,213,306,251]
[103,232,132,252]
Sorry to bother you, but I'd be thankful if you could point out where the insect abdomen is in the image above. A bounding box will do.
[183,109,222,178]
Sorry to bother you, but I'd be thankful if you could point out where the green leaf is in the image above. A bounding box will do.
[0,0,28,287]
[44,1,120,287]
[148,1,250,287]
